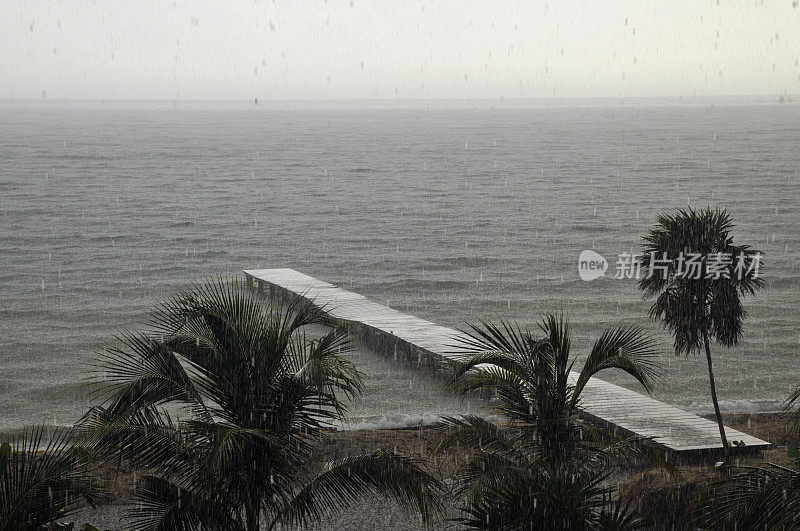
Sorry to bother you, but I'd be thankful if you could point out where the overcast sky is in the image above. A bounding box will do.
[2,0,799,100]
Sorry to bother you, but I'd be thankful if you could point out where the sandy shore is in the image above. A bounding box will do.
[67,412,799,530]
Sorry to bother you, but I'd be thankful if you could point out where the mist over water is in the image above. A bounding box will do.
[1,99,799,431]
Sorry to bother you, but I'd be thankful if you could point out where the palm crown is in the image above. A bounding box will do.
[638,207,763,354]
[82,279,442,530]
[434,314,671,529]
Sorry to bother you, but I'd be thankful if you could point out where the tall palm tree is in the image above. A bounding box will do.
[434,313,674,530]
[81,279,442,531]
[0,426,105,529]
[638,208,764,456]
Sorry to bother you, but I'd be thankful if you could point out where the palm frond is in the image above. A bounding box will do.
[638,207,764,355]
[84,277,443,530]
[430,415,522,459]
[77,406,185,475]
[91,332,208,420]
[701,462,800,529]
[274,451,444,529]
[594,495,649,531]
[450,320,531,359]
[185,419,302,508]
[447,320,559,425]
[708,279,745,347]
[573,326,662,401]
[454,451,531,500]
[446,366,533,423]
[537,312,573,381]
[452,466,617,530]
[784,385,800,436]
[582,426,681,482]
[130,475,241,531]
[0,426,106,529]
[443,312,665,529]
[294,324,362,404]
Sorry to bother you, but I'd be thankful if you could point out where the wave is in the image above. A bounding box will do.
[88,234,133,243]
[0,424,76,447]
[348,167,377,174]
[197,250,228,257]
[681,399,786,415]
[421,256,506,270]
[25,381,102,402]
[338,401,790,432]
[364,279,472,292]
[169,221,194,228]
[570,223,608,234]
[763,276,800,290]
[335,413,504,432]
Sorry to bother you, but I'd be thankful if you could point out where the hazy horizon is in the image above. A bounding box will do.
[4,1,800,100]
[1,93,795,101]
[1,93,794,110]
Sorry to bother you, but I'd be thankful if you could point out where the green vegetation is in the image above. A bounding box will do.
[81,280,442,530]
[699,387,800,528]
[433,313,676,529]
[0,427,104,530]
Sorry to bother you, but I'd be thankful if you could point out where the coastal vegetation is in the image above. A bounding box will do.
[0,427,103,529]
[699,386,800,528]
[638,207,764,456]
[432,313,675,529]
[3,209,794,530]
[80,280,442,530]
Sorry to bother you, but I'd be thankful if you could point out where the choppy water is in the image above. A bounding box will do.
[1,99,799,432]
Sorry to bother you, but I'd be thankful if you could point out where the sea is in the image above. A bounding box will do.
[1,97,799,434]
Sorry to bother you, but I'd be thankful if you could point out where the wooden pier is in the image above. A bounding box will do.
[244,268,770,454]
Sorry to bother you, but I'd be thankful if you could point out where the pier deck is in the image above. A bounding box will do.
[244,268,770,454]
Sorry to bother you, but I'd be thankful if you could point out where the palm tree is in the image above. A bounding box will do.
[638,208,764,456]
[81,279,442,531]
[699,387,800,528]
[702,458,800,529]
[434,313,674,530]
[0,426,105,529]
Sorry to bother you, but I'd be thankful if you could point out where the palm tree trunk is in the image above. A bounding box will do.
[703,332,729,458]
[246,502,260,531]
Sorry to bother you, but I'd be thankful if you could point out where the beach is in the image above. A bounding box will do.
[66,412,798,530]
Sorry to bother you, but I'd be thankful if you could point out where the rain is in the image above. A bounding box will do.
[1,0,800,529]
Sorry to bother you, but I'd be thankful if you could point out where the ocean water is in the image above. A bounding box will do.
[1,99,799,432]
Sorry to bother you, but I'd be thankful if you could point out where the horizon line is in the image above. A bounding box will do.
[1,93,798,103]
